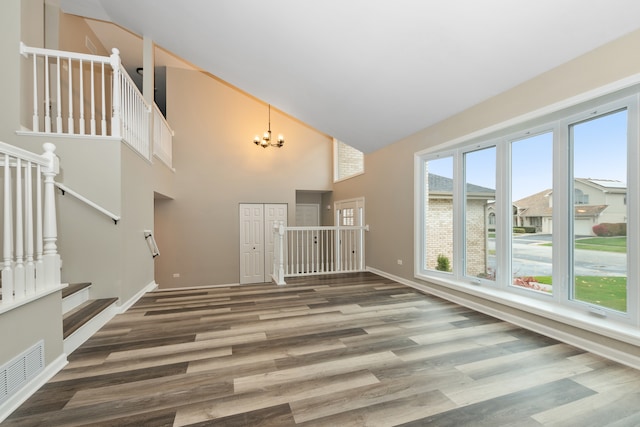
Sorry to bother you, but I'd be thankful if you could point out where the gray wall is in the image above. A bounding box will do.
[154,67,333,288]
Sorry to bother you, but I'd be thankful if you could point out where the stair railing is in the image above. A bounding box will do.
[0,142,61,311]
[54,182,120,224]
[19,43,153,161]
[272,222,369,285]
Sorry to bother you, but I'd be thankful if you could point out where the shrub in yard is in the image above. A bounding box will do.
[592,223,627,236]
[513,227,526,233]
[436,254,451,272]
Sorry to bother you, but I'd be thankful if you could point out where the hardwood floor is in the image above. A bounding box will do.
[6,272,640,426]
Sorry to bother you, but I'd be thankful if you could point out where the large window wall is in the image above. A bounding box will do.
[416,90,639,327]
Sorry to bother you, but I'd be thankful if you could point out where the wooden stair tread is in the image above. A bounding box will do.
[62,282,92,299]
[63,298,117,339]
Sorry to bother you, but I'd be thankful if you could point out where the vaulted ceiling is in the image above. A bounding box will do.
[60,0,640,153]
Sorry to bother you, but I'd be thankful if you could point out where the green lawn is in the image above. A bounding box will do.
[575,237,626,253]
[526,275,626,312]
[541,236,627,253]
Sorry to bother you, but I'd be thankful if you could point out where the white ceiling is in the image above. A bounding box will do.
[60,0,640,153]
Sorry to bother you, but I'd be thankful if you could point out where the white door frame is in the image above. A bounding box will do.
[239,203,287,284]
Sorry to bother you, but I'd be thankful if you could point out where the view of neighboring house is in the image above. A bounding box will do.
[425,173,495,276]
[514,178,626,235]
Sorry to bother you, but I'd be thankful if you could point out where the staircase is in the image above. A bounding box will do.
[62,283,118,354]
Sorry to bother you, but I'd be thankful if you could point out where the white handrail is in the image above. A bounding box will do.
[54,182,121,224]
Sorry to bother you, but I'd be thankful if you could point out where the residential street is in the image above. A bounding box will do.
[488,234,626,277]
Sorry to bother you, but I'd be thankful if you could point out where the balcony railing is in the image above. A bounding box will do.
[272,223,368,285]
[19,43,173,167]
[0,142,61,313]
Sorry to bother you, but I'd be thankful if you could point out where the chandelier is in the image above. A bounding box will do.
[254,104,284,148]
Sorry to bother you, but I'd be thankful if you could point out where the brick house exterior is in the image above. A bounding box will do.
[425,173,495,276]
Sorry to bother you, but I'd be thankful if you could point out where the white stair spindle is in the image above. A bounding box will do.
[2,154,14,303]
[32,54,39,132]
[44,54,51,133]
[90,60,96,135]
[101,62,107,136]
[67,57,74,134]
[14,158,25,298]
[56,57,62,133]
[35,164,44,290]
[79,59,85,135]
[25,161,35,295]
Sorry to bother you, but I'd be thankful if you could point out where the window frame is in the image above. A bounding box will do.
[333,138,365,183]
[414,87,640,331]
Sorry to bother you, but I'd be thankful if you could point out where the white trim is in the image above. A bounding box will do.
[0,353,67,424]
[118,280,158,313]
[64,300,119,355]
[368,267,640,371]
[0,284,66,316]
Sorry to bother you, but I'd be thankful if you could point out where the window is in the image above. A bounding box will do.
[334,139,364,181]
[511,131,553,294]
[416,91,638,327]
[570,109,628,313]
[424,156,454,273]
[464,146,496,281]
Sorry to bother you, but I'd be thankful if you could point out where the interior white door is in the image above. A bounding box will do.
[239,204,264,284]
[335,198,365,271]
[240,203,287,284]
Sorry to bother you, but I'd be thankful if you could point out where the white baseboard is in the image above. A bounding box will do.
[367,267,640,371]
[118,280,158,314]
[0,353,67,424]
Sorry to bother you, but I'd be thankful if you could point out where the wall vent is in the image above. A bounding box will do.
[0,340,44,406]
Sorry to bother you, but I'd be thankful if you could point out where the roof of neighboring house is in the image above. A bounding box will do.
[574,204,608,217]
[428,173,495,198]
[514,189,553,218]
[575,178,626,193]
[514,188,607,218]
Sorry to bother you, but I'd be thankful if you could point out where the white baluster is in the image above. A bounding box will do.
[35,164,44,290]
[32,54,39,132]
[56,57,62,133]
[25,161,35,294]
[14,158,25,298]
[101,62,107,136]
[41,143,60,288]
[79,59,85,135]
[67,57,74,134]
[2,154,14,303]
[44,54,51,133]
[90,60,96,135]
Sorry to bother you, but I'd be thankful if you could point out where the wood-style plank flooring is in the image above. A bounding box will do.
[6,272,640,426]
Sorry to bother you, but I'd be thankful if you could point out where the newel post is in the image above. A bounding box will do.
[273,221,286,285]
[110,48,122,138]
[41,143,61,287]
